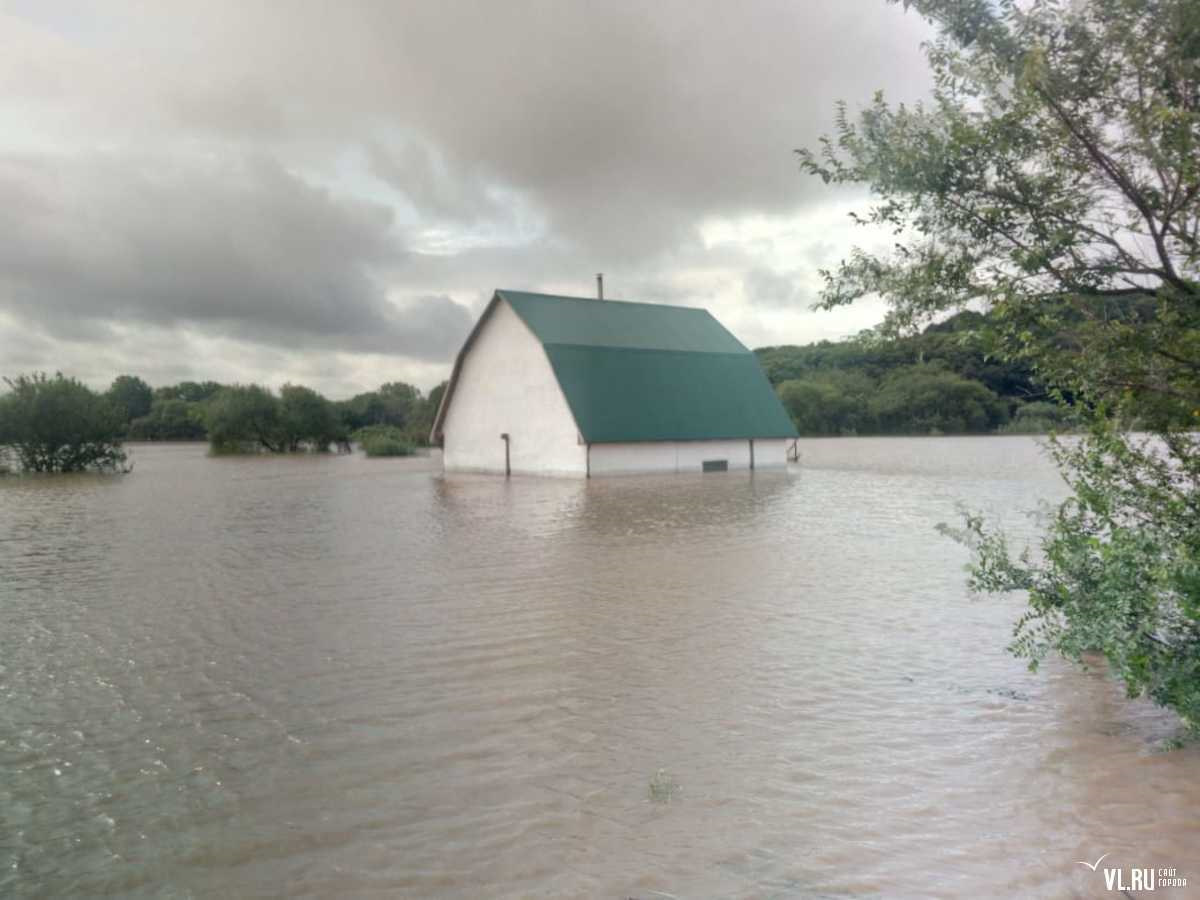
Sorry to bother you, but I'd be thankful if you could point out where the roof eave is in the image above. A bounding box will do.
[429,291,502,445]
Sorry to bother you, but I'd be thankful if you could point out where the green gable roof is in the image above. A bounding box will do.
[497,289,747,353]
[497,290,797,443]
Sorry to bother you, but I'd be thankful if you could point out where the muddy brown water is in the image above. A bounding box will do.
[1,437,1196,898]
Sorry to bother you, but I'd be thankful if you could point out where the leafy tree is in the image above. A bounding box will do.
[336,392,382,432]
[871,365,1008,434]
[128,398,208,440]
[757,310,1041,408]
[205,385,286,453]
[336,380,442,445]
[205,384,344,453]
[777,370,877,435]
[107,374,153,425]
[802,0,1200,730]
[777,364,1006,435]
[0,373,127,472]
[376,381,420,428]
[279,384,342,451]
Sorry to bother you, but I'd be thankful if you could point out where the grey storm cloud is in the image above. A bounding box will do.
[744,266,807,308]
[71,0,932,253]
[366,140,503,227]
[0,0,934,393]
[0,153,472,359]
[743,240,840,308]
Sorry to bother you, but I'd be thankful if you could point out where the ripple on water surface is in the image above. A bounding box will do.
[1,438,1197,898]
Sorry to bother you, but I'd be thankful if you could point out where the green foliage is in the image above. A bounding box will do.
[337,381,419,430]
[777,370,876,435]
[956,424,1200,734]
[807,0,1200,729]
[648,769,679,804]
[998,400,1080,435]
[205,384,345,453]
[106,375,153,426]
[154,380,224,404]
[279,383,343,452]
[871,365,1008,434]
[2,372,446,451]
[777,363,1010,435]
[758,309,1042,435]
[128,398,208,440]
[336,380,446,446]
[377,382,420,425]
[759,310,1038,402]
[767,320,1017,435]
[352,425,417,457]
[204,384,287,453]
[799,0,1199,402]
[2,371,447,456]
[0,373,127,472]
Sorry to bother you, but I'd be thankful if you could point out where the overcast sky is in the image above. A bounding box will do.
[0,0,934,397]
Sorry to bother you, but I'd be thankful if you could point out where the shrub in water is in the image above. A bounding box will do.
[353,425,416,457]
[0,373,127,473]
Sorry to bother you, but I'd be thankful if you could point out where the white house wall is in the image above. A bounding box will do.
[749,438,790,469]
[589,438,790,475]
[442,299,587,476]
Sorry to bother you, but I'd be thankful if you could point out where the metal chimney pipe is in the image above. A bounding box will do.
[596,273,604,300]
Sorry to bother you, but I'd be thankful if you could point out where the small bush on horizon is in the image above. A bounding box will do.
[353,425,417,457]
[999,401,1081,435]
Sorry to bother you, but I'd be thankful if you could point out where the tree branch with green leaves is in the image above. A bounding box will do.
[801,0,1200,734]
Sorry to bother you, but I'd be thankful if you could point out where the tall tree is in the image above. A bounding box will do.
[376,381,421,428]
[205,385,285,453]
[107,374,153,425]
[279,384,342,451]
[801,0,1200,731]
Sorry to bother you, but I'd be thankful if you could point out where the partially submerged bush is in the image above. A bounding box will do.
[999,401,1080,435]
[279,384,342,451]
[648,769,679,803]
[0,373,127,473]
[205,384,343,453]
[205,385,284,453]
[353,425,416,457]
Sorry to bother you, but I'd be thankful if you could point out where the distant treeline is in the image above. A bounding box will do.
[107,376,446,449]
[0,372,449,473]
[755,311,1079,436]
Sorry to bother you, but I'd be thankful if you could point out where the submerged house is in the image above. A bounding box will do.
[431,289,798,476]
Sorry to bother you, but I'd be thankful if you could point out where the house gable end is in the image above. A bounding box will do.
[437,296,586,475]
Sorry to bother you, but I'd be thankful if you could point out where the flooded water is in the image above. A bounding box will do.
[1,437,1196,898]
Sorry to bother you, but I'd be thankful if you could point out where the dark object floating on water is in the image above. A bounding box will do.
[987,687,1032,702]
